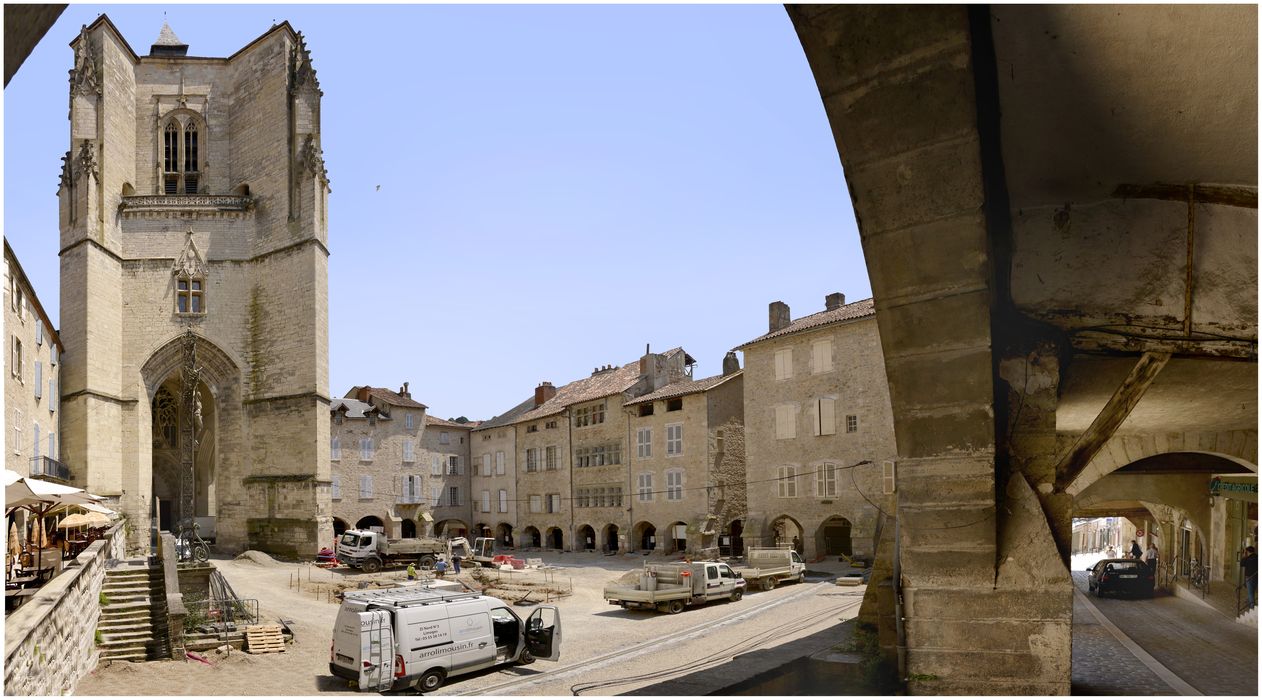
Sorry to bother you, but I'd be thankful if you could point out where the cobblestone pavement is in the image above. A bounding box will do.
[1072,591,1175,695]
[1072,572,1258,696]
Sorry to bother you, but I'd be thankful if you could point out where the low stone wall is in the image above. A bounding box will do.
[3,523,126,696]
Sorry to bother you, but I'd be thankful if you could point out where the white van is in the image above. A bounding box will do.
[330,587,561,693]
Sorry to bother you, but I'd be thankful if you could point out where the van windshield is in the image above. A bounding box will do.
[339,533,361,547]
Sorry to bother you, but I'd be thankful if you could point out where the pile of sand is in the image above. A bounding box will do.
[233,550,281,567]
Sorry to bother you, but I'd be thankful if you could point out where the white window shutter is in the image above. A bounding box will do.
[34,361,42,398]
[883,460,897,494]
[820,398,836,436]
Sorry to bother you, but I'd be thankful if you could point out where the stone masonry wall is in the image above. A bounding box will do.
[470,426,518,541]
[420,422,473,534]
[3,524,125,696]
[742,316,896,560]
[330,407,426,537]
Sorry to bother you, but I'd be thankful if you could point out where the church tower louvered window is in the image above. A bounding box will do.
[162,117,200,194]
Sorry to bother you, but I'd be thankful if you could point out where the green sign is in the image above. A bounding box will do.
[1210,476,1258,502]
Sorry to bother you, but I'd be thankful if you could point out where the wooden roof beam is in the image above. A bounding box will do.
[1055,351,1171,491]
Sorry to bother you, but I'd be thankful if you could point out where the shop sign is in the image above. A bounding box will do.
[1209,476,1258,503]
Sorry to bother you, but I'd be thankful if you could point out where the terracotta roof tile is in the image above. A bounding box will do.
[733,298,875,349]
[346,386,428,410]
[623,371,742,406]
[483,348,687,428]
[425,415,473,429]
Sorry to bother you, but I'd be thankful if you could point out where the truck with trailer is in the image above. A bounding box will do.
[735,547,807,591]
[336,530,472,573]
[602,561,746,613]
[330,586,561,692]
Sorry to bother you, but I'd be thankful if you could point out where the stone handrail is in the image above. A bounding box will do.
[4,523,126,696]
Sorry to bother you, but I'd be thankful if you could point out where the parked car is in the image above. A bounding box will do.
[1087,558,1155,598]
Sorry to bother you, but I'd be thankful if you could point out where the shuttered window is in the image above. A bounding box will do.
[331,476,341,500]
[811,339,832,373]
[482,453,492,476]
[359,475,372,499]
[637,473,653,502]
[481,490,491,512]
[815,462,838,497]
[814,398,836,436]
[403,439,415,463]
[496,451,506,475]
[637,428,652,458]
[777,466,797,498]
[774,348,793,380]
[775,405,796,440]
[666,424,683,456]
[330,436,340,460]
[432,454,443,476]
[499,490,508,513]
[666,470,683,500]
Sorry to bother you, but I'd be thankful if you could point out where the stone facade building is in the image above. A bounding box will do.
[473,348,696,552]
[5,241,66,482]
[58,17,332,556]
[735,294,896,561]
[421,415,474,538]
[622,358,745,557]
[470,396,533,546]
[329,385,426,539]
[328,385,475,540]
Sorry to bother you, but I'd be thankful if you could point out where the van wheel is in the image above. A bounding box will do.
[730,589,743,602]
[419,555,435,568]
[519,649,536,665]
[762,578,777,592]
[416,668,445,693]
[666,600,685,614]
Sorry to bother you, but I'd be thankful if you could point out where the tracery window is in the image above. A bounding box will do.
[162,116,201,194]
[153,387,178,448]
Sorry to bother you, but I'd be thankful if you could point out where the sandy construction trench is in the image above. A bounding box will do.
[75,550,859,696]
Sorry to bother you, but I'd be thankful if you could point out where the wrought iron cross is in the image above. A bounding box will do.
[179,329,201,531]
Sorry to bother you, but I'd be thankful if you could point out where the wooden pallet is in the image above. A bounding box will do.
[244,624,286,654]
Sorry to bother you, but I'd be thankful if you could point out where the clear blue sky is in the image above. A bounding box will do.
[4,4,868,421]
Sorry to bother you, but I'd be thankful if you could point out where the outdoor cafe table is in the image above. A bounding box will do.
[5,587,38,612]
[5,575,38,589]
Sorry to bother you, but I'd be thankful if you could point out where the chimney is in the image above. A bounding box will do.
[769,301,791,332]
[722,352,740,376]
[400,382,411,398]
[356,387,371,403]
[825,292,846,311]
[534,382,556,407]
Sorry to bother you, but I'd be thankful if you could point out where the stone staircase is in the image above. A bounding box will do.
[1235,605,1258,628]
[97,565,171,662]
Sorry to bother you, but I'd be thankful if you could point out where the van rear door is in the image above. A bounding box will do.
[359,610,394,692]
[523,606,561,661]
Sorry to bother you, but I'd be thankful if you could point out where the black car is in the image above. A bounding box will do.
[1087,558,1155,598]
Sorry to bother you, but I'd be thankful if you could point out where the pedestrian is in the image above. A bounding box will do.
[434,556,448,579]
[1241,546,1257,609]
[792,536,802,555]
[1129,539,1142,560]
[1106,545,1117,559]
[453,555,461,574]
[406,563,417,581]
[1143,542,1158,571]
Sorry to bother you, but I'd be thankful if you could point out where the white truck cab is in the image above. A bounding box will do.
[330,587,561,693]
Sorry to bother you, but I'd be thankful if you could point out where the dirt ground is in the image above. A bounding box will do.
[75,550,861,696]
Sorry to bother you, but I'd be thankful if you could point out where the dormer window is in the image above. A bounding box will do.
[162,115,200,194]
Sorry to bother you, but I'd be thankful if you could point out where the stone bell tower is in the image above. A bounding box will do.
[58,16,332,556]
